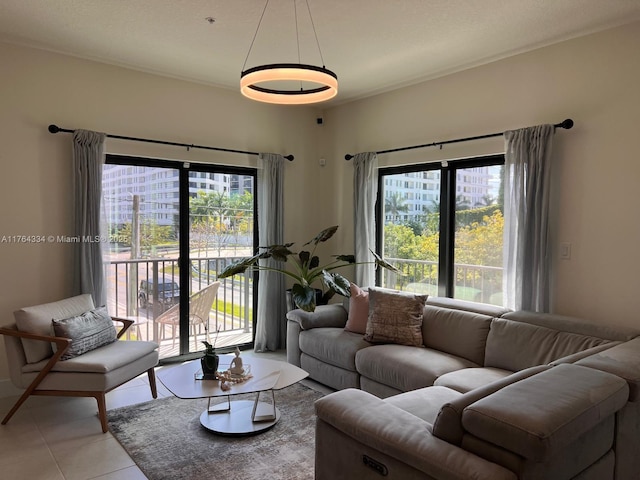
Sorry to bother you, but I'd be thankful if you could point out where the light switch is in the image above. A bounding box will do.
[560,242,571,260]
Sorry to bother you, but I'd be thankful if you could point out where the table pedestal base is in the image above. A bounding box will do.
[200,399,281,436]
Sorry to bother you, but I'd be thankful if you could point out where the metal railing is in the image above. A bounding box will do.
[382,257,503,305]
[105,256,252,334]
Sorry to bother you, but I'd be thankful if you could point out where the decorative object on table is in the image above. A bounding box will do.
[200,327,220,378]
[220,381,231,392]
[218,225,399,312]
[229,347,245,375]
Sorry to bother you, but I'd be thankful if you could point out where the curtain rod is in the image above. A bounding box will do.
[47,124,295,161]
[344,118,574,160]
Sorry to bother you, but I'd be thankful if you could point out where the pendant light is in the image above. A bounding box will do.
[240,0,338,105]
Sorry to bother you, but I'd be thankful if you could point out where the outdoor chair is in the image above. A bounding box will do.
[154,281,221,349]
[0,293,159,433]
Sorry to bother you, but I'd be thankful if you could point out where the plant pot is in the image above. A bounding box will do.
[201,353,219,375]
[286,288,326,312]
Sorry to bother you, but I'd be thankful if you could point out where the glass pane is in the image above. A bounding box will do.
[380,170,440,294]
[453,165,503,305]
[103,164,180,360]
[188,172,254,354]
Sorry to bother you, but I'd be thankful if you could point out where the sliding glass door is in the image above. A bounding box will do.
[102,156,256,360]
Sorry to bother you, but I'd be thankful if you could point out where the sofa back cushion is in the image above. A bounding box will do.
[485,318,613,371]
[422,305,493,365]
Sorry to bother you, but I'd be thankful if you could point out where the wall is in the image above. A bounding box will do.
[321,21,640,328]
[0,42,321,383]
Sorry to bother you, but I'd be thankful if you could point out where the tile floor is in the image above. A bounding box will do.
[0,349,331,480]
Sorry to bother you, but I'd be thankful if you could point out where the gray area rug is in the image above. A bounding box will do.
[108,383,323,480]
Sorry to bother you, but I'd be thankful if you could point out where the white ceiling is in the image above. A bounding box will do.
[1,0,640,106]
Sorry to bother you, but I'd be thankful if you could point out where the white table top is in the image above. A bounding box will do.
[157,355,308,399]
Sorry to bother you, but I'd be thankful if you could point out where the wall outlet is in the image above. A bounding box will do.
[560,242,571,260]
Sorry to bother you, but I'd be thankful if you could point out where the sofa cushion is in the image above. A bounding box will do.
[385,386,462,425]
[299,328,370,371]
[461,364,629,461]
[14,294,95,364]
[52,306,117,360]
[422,305,493,366]
[364,288,427,347]
[344,283,368,334]
[432,365,550,446]
[356,344,477,392]
[484,318,613,372]
[434,367,514,393]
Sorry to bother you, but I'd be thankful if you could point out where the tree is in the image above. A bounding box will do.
[385,193,409,220]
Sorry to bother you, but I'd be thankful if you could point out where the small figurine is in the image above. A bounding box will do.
[229,347,244,375]
[220,380,231,391]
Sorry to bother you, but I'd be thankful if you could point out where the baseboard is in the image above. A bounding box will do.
[0,379,21,398]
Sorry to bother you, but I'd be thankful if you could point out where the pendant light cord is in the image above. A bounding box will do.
[242,0,271,72]
[305,0,326,68]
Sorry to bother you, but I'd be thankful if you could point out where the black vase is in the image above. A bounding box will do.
[201,353,219,375]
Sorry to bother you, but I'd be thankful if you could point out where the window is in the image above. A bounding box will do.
[377,155,504,305]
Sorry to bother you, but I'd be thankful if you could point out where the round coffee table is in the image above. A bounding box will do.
[157,355,308,436]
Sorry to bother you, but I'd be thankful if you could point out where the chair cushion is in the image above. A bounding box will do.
[434,367,514,393]
[23,340,159,374]
[52,306,117,360]
[385,386,462,425]
[299,328,370,371]
[14,294,95,363]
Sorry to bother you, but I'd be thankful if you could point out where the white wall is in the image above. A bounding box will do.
[0,42,321,382]
[321,21,640,328]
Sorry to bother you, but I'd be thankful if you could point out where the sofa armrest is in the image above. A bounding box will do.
[286,304,347,330]
[576,337,640,401]
[315,389,516,480]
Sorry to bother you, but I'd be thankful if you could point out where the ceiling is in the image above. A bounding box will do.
[1,0,640,106]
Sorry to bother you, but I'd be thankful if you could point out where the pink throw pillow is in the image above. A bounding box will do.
[344,283,369,334]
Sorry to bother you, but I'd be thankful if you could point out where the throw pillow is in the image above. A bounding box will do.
[364,287,427,347]
[52,306,117,360]
[344,283,369,334]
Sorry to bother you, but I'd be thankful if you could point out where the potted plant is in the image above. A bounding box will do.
[201,327,220,377]
[218,225,399,312]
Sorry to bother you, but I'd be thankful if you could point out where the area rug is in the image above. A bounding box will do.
[108,383,323,480]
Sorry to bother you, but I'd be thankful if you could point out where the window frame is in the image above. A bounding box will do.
[376,154,505,299]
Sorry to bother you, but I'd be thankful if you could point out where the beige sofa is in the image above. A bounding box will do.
[286,295,640,479]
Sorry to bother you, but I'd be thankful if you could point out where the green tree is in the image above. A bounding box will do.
[385,193,409,220]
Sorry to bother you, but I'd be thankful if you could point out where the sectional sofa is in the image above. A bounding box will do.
[286,289,640,480]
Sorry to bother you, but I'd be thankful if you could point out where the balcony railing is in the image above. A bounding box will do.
[382,257,503,305]
[105,256,253,357]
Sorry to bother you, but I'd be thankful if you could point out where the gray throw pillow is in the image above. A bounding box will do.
[52,306,117,360]
[364,287,427,347]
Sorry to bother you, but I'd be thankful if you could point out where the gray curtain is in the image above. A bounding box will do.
[353,152,378,287]
[72,129,107,307]
[503,124,554,312]
[255,153,286,351]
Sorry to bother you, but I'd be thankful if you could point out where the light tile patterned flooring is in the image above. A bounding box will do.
[0,349,331,480]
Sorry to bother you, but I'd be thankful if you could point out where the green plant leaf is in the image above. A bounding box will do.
[266,244,294,262]
[291,283,317,312]
[309,255,320,269]
[298,251,310,267]
[322,271,351,297]
[304,225,338,246]
[335,254,355,263]
[371,249,401,273]
[218,255,259,278]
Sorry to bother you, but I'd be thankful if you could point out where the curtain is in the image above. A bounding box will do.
[353,152,378,287]
[503,124,554,312]
[255,153,286,351]
[72,129,107,307]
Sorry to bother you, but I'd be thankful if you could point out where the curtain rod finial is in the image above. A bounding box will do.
[48,124,60,134]
[559,119,574,129]
[284,154,294,161]
[345,154,353,161]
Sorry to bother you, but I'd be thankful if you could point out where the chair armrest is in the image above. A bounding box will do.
[286,304,347,330]
[315,389,516,480]
[0,326,71,352]
[111,317,134,339]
